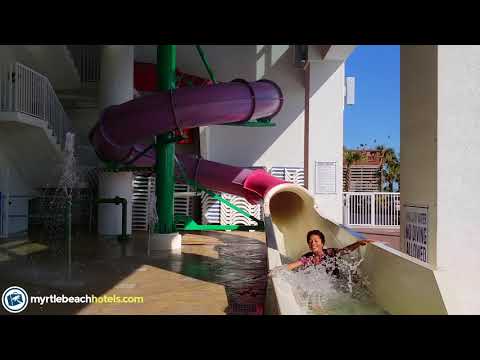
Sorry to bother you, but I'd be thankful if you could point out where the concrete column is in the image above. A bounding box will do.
[99,45,134,109]
[306,60,345,223]
[97,45,134,236]
[401,45,480,313]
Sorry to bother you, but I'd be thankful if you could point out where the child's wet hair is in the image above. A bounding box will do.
[307,230,325,245]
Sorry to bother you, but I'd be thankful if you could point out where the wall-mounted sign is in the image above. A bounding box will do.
[404,205,428,262]
[315,161,336,194]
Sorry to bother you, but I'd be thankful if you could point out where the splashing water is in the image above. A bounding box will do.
[39,133,83,251]
[59,133,80,200]
[147,187,158,255]
[275,251,387,315]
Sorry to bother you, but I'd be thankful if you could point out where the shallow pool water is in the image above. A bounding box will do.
[276,254,389,315]
[309,295,388,315]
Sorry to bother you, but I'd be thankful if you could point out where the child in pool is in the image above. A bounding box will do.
[269,230,375,277]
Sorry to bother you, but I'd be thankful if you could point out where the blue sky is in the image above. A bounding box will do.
[344,45,400,155]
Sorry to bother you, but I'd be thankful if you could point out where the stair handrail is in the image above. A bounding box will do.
[0,62,72,150]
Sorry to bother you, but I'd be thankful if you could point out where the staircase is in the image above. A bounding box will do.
[0,63,72,148]
[0,62,76,189]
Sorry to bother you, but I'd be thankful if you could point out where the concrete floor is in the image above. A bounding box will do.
[0,229,267,315]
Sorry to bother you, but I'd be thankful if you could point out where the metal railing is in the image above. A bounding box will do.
[66,45,101,85]
[0,62,71,149]
[343,192,400,227]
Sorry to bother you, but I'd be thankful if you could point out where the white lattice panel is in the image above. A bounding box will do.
[270,166,305,186]
[174,183,194,229]
[132,175,153,231]
[220,193,262,226]
[201,191,221,224]
[132,175,194,231]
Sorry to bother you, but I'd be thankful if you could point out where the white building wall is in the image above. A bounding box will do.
[436,45,480,313]
[66,108,101,166]
[307,61,345,223]
[0,152,31,195]
[0,45,79,90]
[401,45,480,313]
[400,45,437,264]
[0,46,16,65]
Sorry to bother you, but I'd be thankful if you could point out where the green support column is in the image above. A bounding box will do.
[155,45,176,234]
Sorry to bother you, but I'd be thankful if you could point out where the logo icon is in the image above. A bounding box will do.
[2,286,28,313]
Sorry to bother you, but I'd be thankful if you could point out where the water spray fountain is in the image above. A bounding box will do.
[147,188,158,256]
[38,132,87,287]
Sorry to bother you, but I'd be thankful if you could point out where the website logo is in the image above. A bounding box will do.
[2,286,29,313]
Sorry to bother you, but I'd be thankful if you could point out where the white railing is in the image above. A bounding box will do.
[343,192,400,227]
[67,45,101,85]
[0,63,71,149]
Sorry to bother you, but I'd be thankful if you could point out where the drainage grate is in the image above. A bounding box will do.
[227,303,263,315]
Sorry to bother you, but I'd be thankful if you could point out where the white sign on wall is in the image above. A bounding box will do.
[315,161,336,194]
[404,205,428,262]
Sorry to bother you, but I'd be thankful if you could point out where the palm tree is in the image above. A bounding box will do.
[376,145,396,162]
[376,145,399,191]
[383,161,400,192]
[343,147,365,191]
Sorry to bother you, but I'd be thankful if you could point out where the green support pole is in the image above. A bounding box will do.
[195,45,217,84]
[155,45,177,234]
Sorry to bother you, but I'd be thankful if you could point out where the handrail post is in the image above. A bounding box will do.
[371,193,376,226]
[346,193,351,225]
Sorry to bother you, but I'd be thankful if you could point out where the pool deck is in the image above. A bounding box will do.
[0,230,267,315]
[0,226,400,315]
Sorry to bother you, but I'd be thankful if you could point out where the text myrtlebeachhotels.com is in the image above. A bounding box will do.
[1,286,143,313]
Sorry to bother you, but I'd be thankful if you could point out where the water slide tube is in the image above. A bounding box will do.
[89,78,447,315]
[90,79,292,202]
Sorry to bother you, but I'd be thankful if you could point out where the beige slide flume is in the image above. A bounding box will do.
[263,183,447,315]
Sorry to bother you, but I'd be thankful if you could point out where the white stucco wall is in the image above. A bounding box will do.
[401,45,480,313]
[400,45,438,264]
[0,45,80,90]
[66,108,100,166]
[307,61,345,223]
[0,46,16,65]
[0,151,31,195]
[436,45,480,313]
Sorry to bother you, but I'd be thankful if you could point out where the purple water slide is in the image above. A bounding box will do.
[176,154,286,204]
[89,79,287,203]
